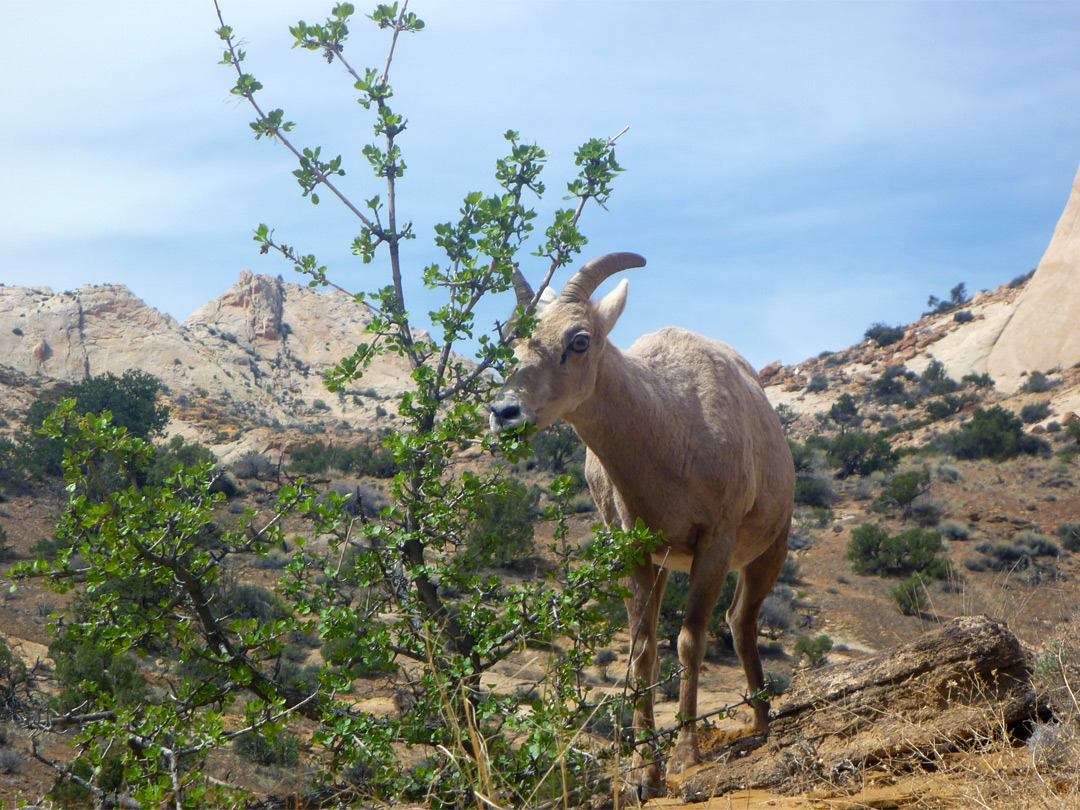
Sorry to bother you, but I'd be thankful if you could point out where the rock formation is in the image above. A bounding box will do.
[986,162,1080,387]
[0,272,420,462]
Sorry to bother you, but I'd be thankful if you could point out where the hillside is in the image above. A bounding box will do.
[1,165,1079,806]
[0,270,419,464]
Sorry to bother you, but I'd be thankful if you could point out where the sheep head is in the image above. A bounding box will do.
[490,252,646,431]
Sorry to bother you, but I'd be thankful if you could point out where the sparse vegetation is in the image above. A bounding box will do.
[864,322,905,348]
[792,634,832,668]
[1021,370,1054,394]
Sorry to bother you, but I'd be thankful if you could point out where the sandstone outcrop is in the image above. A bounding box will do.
[986,162,1080,387]
[0,272,420,462]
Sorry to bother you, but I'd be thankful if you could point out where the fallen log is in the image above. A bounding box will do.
[678,615,1040,801]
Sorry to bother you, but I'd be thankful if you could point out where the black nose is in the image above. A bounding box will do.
[491,402,521,423]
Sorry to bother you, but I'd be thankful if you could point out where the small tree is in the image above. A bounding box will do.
[13,6,651,808]
[826,431,899,478]
[828,393,860,434]
[873,468,931,518]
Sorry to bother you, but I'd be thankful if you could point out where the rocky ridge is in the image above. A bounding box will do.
[0,271,418,463]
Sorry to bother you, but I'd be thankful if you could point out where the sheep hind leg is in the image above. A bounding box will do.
[623,563,669,798]
[667,546,733,776]
[727,527,789,733]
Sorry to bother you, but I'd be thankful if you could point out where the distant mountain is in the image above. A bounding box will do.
[0,271,417,462]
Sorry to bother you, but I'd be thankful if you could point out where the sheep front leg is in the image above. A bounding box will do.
[668,551,731,776]
[624,563,669,797]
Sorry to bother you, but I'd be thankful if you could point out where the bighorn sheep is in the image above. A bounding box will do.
[490,253,796,794]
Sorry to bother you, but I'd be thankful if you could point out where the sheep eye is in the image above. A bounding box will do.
[569,333,590,353]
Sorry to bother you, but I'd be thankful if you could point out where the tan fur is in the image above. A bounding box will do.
[491,255,796,796]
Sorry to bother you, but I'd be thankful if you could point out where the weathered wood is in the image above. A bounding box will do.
[678,615,1039,802]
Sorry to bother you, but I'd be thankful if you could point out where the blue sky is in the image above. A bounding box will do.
[3,1,1080,370]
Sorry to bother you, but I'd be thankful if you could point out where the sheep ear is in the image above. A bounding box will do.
[595,278,628,337]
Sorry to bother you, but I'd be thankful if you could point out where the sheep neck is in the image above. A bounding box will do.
[564,343,669,488]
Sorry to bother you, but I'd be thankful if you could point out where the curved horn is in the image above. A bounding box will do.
[560,252,647,303]
[511,267,535,308]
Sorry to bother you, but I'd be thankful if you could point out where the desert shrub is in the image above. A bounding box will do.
[0,438,26,497]
[795,475,833,508]
[873,468,931,517]
[464,479,539,569]
[961,372,995,389]
[1021,371,1054,393]
[938,520,974,542]
[869,367,906,403]
[530,422,585,473]
[1020,401,1052,424]
[759,590,793,637]
[1056,523,1080,552]
[826,431,899,478]
[925,392,977,421]
[891,574,930,616]
[289,441,398,478]
[231,450,276,480]
[805,373,828,393]
[937,405,1046,461]
[0,526,13,563]
[846,522,949,579]
[778,557,801,584]
[234,730,301,768]
[907,497,944,527]
[147,435,219,487]
[1009,269,1036,288]
[828,394,860,434]
[975,532,1060,571]
[49,634,146,714]
[935,464,962,483]
[864,323,905,347]
[792,634,832,668]
[952,310,974,324]
[659,571,737,651]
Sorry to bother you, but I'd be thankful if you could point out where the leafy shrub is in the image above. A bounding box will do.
[1057,523,1080,552]
[1021,371,1054,394]
[865,323,905,348]
[231,450,276,481]
[873,468,931,517]
[826,432,899,478]
[792,634,832,668]
[805,373,828,393]
[953,310,974,324]
[937,406,1048,461]
[925,392,977,421]
[1020,401,1052,424]
[20,370,170,479]
[891,574,930,616]
[869,367,907,402]
[846,522,949,579]
[464,479,539,569]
